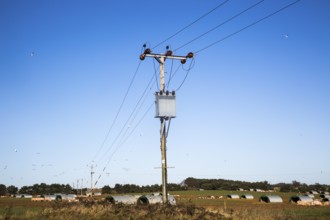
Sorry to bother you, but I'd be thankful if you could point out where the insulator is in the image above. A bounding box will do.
[143,44,146,48]
[144,48,151,54]
[172,91,175,96]
[139,54,146,60]
[165,50,173,56]
[186,52,194,58]
[181,59,186,64]
[166,90,169,96]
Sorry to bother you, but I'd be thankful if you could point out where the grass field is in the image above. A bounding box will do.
[1,190,329,219]
[172,190,330,219]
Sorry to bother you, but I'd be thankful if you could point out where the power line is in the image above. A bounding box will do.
[91,60,142,163]
[176,58,195,91]
[97,73,155,165]
[152,0,230,50]
[174,0,265,52]
[167,62,181,89]
[167,59,174,88]
[93,73,155,185]
[117,84,153,147]
[196,0,301,54]
[110,102,154,162]
[94,101,154,187]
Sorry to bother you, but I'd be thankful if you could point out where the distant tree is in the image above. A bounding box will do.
[62,184,73,194]
[253,181,271,191]
[49,184,62,194]
[19,186,32,194]
[274,183,291,192]
[102,185,111,194]
[0,184,7,196]
[150,184,161,192]
[184,178,200,188]
[309,183,327,192]
[291,180,303,192]
[32,184,40,195]
[121,184,139,193]
[17,183,76,195]
[39,183,49,194]
[7,185,18,195]
[114,184,123,193]
[168,183,186,191]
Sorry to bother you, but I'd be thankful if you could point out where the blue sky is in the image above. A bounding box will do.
[1,0,329,189]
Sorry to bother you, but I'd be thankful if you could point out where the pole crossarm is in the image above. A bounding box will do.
[140,48,193,64]
[145,53,187,61]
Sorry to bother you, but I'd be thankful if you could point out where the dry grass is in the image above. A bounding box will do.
[2,191,330,220]
[22,201,227,220]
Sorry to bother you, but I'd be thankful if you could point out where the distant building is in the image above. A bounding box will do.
[241,194,254,199]
[86,189,102,196]
[227,194,240,199]
[260,195,283,203]
[15,194,32,198]
[290,195,313,203]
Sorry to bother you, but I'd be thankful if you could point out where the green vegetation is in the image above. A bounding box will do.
[0,199,224,220]
[1,178,329,197]
[1,178,329,219]
[183,178,330,193]
[173,190,330,220]
[0,198,47,219]
[1,190,330,219]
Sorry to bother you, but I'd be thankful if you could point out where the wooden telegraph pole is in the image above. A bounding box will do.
[140,47,193,204]
[90,165,94,197]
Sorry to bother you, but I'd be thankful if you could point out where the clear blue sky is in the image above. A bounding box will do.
[1,0,329,189]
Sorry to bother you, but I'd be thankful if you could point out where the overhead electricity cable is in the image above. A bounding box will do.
[167,59,179,89]
[91,60,142,163]
[115,101,154,158]
[196,0,301,54]
[117,84,153,147]
[152,0,230,50]
[167,59,174,88]
[93,71,155,185]
[97,72,155,165]
[176,58,195,91]
[94,101,154,187]
[175,0,265,52]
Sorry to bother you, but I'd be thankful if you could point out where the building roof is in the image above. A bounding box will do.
[290,195,313,203]
[260,195,283,203]
[227,194,240,199]
[241,194,254,199]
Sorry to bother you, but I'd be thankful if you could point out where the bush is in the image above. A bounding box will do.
[27,202,226,220]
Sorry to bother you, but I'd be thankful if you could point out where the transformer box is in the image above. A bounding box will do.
[155,92,176,118]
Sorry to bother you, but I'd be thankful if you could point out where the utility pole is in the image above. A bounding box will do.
[81,178,83,196]
[140,47,193,204]
[90,165,94,197]
[77,179,79,195]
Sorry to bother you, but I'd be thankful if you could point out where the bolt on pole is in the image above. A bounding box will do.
[140,47,193,204]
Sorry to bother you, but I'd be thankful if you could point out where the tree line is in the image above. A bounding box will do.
[183,177,330,193]
[0,183,75,196]
[0,182,186,196]
[1,178,329,196]
[110,183,186,194]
